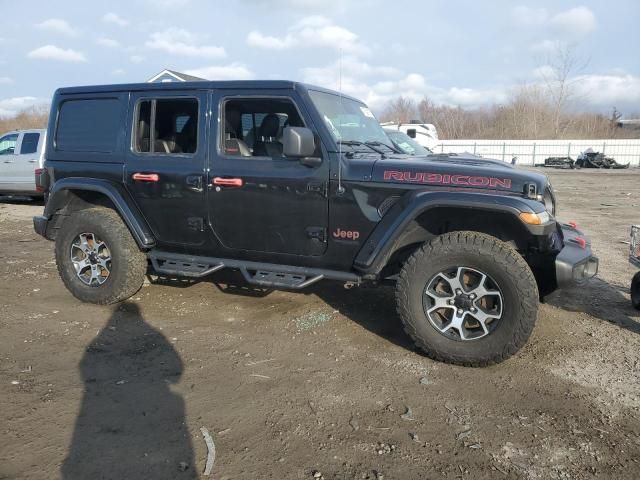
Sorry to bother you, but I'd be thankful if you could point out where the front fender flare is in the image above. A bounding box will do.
[353,190,550,276]
[44,177,156,249]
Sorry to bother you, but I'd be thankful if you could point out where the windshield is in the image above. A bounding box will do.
[385,130,432,155]
[308,90,390,145]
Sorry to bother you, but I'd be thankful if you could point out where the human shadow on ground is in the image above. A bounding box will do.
[545,277,640,335]
[61,302,196,479]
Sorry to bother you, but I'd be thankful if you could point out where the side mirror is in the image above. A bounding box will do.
[282,126,317,159]
[407,129,417,139]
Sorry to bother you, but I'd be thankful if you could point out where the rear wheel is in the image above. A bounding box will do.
[54,207,147,304]
[396,231,539,366]
[631,272,640,310]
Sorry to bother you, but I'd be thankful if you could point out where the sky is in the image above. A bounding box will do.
[0,0,639,117]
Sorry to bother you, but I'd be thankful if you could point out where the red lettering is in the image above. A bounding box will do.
[451,175,470,185]
[468,176,490,187]
[423,173,443,183]
[403,171,423,182]
[490,178,512,189]
[383,170,404,181]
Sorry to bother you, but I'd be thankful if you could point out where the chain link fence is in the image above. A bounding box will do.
[436,140,640,167]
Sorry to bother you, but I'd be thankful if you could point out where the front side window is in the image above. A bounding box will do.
[221,97,305,158]
[134,98,198,155]
[308,90,388,144]
[0,134,18,155]
[19,133,41,155]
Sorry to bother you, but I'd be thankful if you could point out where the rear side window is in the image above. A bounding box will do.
[56,98,120,153]
[19,133,40,155]
[0,133,18,155]
[134,98,198,155]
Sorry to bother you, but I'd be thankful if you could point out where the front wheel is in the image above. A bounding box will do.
[396,231,539,366]
[54,207,147,304]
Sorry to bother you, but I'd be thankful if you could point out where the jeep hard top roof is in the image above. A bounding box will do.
[55,80,363,104]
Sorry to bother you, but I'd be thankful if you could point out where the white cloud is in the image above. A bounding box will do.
[27,45,87,63]
[102,13,128,27]
[0,77,13,85]
[512,5,596,37]
[34,18,77,37]
[148,0,190,7]
[96,36,120,48]
[532,64,556,79]
[530,39,558,53]
[0,97,50,118]
[130,55,144,64]
[247,15,369,55]
[573,73,640,110]
[511,6,548,26]
[550,6,597,36]
[301,58,507,110]
[185,63,254,80]
[112,69,126,76]
[146,28,226,58]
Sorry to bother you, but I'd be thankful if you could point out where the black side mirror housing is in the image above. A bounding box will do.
[407,129,417,139]
[282,127,317,160]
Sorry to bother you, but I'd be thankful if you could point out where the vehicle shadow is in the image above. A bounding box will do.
[61,302,196,479]
[309,282,416,351]
[545,277,640,335]
[0,195,44,206]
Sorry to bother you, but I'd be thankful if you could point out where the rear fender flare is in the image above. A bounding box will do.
[44,177,156,249]
[354,190,548,275]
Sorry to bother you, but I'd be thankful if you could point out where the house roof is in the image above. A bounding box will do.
[147,69,206,83]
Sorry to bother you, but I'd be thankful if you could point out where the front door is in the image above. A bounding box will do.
[208,91,329,257]
[0,132,20,190]
[125,91,208,246]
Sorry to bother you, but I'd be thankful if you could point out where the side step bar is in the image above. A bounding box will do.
[148,251,361,290]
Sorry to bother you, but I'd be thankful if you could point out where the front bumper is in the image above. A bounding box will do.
[555,223,599,287]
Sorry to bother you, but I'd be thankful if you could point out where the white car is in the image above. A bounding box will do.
[0,129,47,198]
[381,122,439,150]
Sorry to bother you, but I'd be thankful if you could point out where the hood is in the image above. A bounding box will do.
[370,153,549,196]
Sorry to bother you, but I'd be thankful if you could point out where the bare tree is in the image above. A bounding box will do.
[380,96,417,123]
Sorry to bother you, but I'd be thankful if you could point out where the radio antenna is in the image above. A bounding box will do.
[336,48,345,195]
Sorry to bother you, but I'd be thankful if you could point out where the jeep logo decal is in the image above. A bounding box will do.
[383,170,512,189]
[332,228,360,241]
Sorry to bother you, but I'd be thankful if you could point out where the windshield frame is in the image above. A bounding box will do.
[307,89,391,149]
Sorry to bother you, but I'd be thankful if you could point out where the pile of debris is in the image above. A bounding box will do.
[537,149,629,169]
[575,149,629,169]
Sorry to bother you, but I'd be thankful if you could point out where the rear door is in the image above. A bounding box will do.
[124,91,209,246]
[0,132,20,190]
[208,90,329,257]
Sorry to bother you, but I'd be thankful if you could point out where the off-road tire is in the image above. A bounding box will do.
[54,207,147,304]
[631,272,640,310]
[396,231,539,367]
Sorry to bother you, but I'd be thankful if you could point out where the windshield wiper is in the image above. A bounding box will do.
[365,141,402,154]
[337,140,386,156]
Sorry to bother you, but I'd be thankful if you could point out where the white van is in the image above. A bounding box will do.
[0,129,47,198]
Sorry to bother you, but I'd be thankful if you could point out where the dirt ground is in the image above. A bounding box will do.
[1,169,639,480]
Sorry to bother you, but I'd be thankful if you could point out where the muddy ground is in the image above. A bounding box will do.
[1,169,639,480]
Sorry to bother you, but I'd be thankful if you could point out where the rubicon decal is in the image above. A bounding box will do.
[383,170,512,189]
[332,228,360,240]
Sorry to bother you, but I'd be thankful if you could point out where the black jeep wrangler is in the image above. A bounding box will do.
[33,80,598,366]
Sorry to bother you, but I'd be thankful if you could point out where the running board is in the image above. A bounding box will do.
[148,251,360,290]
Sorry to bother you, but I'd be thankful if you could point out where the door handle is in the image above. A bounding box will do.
[132,172,160,182]
[28,159,37,163]
[212,177,243,187]
[3,160,13,164]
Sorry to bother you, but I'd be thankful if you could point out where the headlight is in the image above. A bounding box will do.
[536,187,556,216]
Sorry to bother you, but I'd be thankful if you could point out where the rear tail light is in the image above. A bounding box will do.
[35,168,47,193]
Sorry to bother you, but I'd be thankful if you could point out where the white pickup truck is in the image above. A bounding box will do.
[0,129,47,198]
[380,121,439,150]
